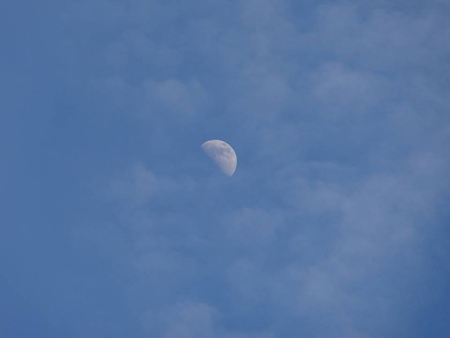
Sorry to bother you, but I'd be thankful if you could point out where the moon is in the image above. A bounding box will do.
[201,140,237,176]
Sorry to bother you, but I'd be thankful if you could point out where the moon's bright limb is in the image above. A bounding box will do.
[201,140,237,176]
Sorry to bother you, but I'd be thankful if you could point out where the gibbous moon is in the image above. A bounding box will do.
[201,140,237,176]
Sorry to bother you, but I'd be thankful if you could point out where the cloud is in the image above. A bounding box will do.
[224,208,283,252]
[70,0,450,337]
[110,164,160,206]
[142,302,217,338]
[310,61,389,110]
[308,3,450,70]
[143,78,209,117]
[223,334,274,338]
[141,300,275,338]
[91,76,209,118]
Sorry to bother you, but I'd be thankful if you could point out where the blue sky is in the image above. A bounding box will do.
[2,0,450,337]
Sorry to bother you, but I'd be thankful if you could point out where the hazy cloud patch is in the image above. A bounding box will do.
[142,301,217,338]
[66,1,450,337]
[310,61,389,111]
[309,3,450,70]
[143,78,209,117]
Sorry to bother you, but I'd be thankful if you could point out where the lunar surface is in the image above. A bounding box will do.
[201,140,237,176]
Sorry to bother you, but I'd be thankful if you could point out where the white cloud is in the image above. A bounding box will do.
[71,1,450,337]
[310,61,388,110]
[224,208,283,253]
[223,333,274,338]
[143,78,209,117]
[109,164,161,208]
[309,3,450,70]
[142,302,217,338]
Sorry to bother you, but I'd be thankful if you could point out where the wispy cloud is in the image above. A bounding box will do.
[142,301,216,338]
[69,0,450,336]
[143,78,209,117]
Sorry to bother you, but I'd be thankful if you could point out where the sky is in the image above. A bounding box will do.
[1,0,450,337]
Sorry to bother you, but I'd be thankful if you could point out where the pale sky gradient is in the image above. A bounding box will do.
[1,1,450,337]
